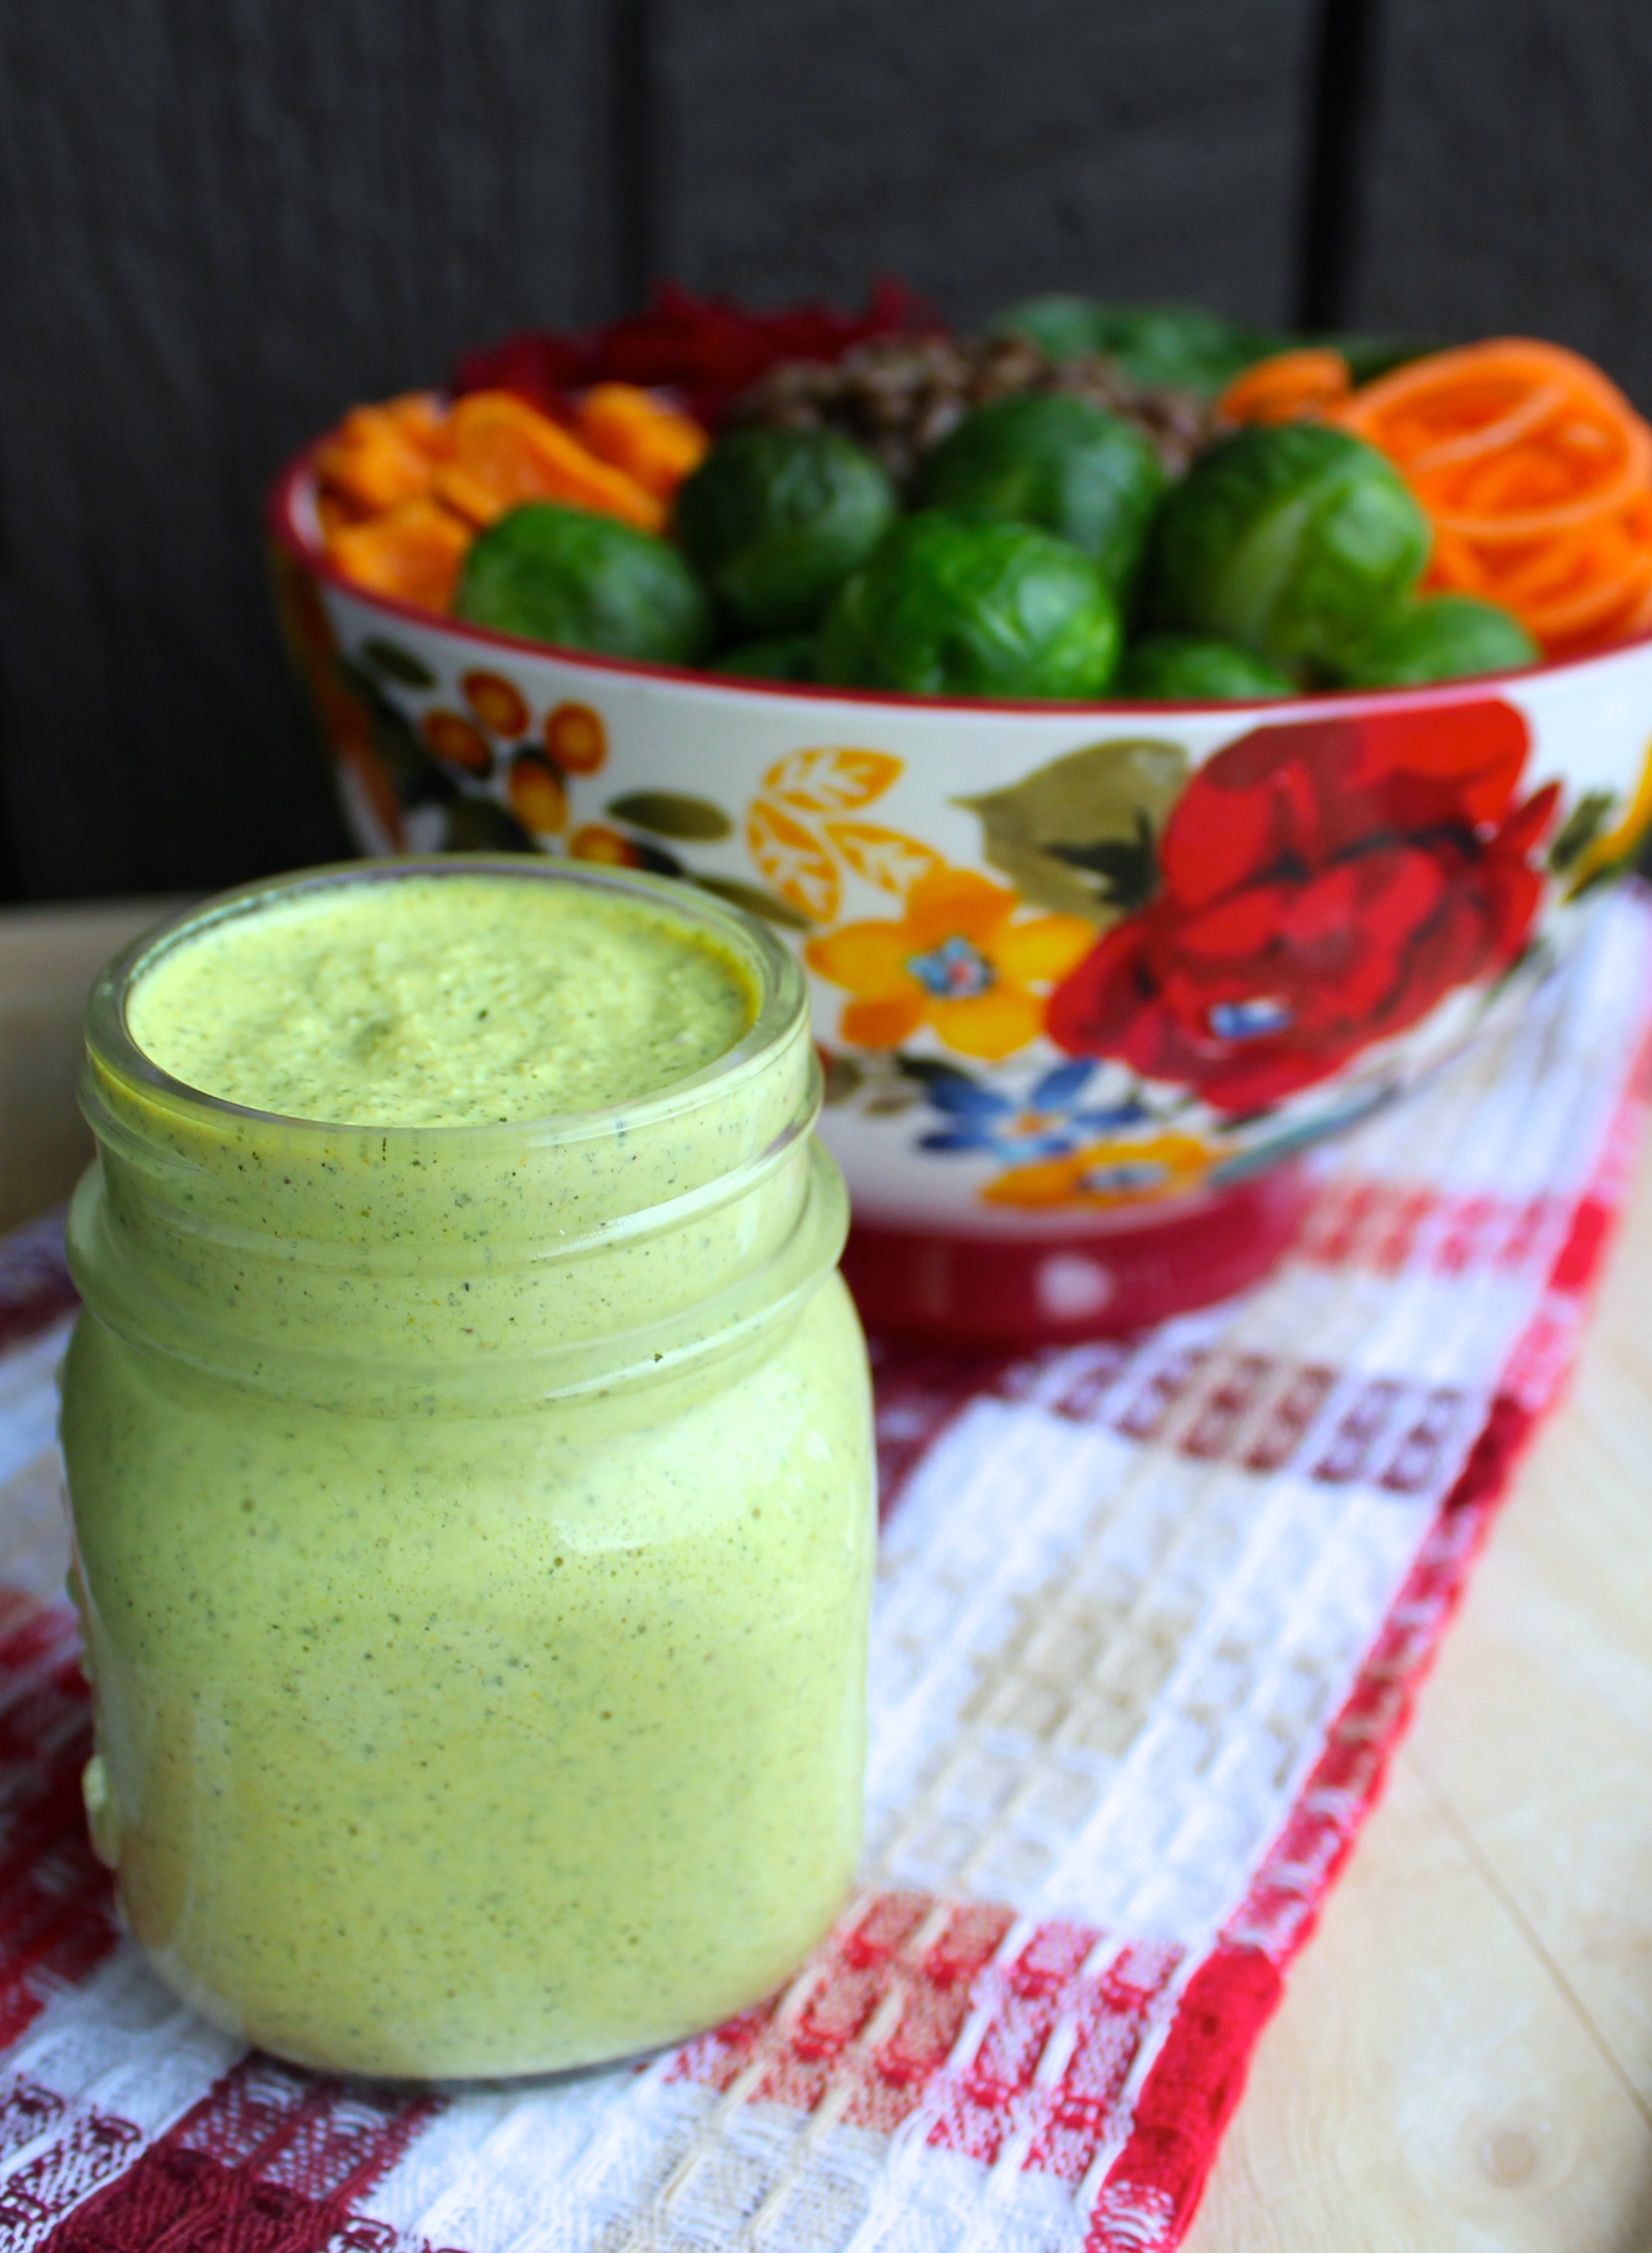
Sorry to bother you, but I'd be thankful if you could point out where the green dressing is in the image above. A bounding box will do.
[59,861,874,2078]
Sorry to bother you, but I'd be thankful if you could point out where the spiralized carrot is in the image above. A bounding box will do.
[1217,348,1352,426]
[1333,338,1652,655]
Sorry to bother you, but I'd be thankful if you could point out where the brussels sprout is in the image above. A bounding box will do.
[454,503,713,664]
[672,426,899,634]
[991,298,1290,394]
[819,512,1121,699]
[1336,593,1539,686]
[1150,423,1432,673]
[709,632,820,683]
[1117,633,1297,701]
[988,295,1103,364]
[917,392,1167,600]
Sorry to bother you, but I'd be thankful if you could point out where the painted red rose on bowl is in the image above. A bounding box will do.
[1047,703,1561,1116]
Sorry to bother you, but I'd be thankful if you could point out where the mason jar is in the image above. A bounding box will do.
[59,859,874,2079]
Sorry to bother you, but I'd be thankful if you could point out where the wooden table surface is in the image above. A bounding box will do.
[1188,1147,1652,2252]
[5,899,1651,2250]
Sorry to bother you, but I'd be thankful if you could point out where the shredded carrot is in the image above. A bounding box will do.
[433,390,664,533]
[576,383,709,498]
[1335,338,1652,655]
[327,498,472,613]
[1217,348,1352,426]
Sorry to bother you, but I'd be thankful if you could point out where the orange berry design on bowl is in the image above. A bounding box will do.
[544,703,608,774]
[568,823,644,868]
[422,710,493,778]
[462,670,530,738]
[507,751,568,836]
[984,1130,1214,1209]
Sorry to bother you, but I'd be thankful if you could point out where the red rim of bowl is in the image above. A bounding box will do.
[267,441,1652,720]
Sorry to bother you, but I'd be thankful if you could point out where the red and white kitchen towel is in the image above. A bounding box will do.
[0,886,1647,2253]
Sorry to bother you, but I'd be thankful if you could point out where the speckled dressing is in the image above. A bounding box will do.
[126,874,757,1126]
[60,861,874,2079]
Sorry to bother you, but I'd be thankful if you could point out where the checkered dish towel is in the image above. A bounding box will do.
[0,888,1647,2253]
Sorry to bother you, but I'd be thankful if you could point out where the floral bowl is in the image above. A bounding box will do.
[269,450,1652,1337]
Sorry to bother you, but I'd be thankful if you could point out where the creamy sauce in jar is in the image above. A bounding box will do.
[125,873,756,1124]
[61,860,874,2078]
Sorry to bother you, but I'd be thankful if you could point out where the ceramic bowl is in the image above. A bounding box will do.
[269,449,1652,1309]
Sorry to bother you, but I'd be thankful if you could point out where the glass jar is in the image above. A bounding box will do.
[59,859,874,2080]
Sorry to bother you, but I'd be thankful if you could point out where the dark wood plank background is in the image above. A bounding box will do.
[1,0,1645,902]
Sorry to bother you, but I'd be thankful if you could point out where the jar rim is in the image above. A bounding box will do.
[87,853,808,1144]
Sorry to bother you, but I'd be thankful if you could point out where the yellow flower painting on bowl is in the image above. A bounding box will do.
[984,1128,1215,1208]
[805,868,1093,1061]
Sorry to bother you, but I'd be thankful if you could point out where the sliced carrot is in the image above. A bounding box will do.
[327,498,472,613]
[315,404,439,514]
[316,489,369,540]
[433,389,664,533]
[1217,348,1352,426]
[379,392,454,459]
[575,383,710,499]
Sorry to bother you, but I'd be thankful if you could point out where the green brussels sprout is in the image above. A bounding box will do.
[990,297,1290,394]
[1117,633,1297,701]
[1150,423,1432,673]
[454,503,713,664]
[709,632,819,683]
[819,512,1121,699]
[672,426,899,634]
[1336,593,1539,686]
[916,392,1167,599]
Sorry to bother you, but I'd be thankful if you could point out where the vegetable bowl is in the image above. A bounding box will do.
[267,298,1652,1341]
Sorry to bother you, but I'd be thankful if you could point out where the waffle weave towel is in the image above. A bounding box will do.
[0,889,1646,2253]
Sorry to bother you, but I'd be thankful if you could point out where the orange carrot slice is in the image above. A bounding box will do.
[575,383,710,499]
[327,499,471,613]
[316,489,368,540]
[434,390,664,533]
[316,404,439,514]
[380,392,454,459]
